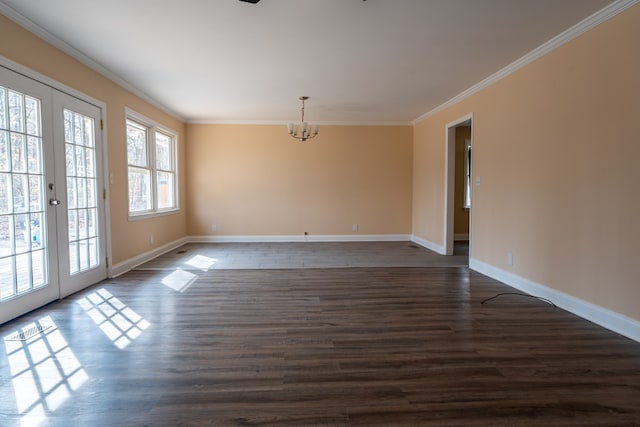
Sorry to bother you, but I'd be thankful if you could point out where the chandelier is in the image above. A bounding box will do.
[287,96,319,142]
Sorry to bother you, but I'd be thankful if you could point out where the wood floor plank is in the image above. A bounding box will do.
[1,258,639,426]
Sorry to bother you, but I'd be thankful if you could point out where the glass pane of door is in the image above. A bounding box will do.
[0,85,48,302]
[63,109,99,276]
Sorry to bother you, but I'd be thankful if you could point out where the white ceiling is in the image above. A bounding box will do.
[0,0,614,124]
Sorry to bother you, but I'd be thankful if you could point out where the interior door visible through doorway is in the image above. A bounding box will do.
[0,66,107,324]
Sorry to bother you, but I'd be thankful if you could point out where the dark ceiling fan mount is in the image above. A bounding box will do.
[238,0,366,4]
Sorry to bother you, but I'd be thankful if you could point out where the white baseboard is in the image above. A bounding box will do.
[410,235,445,255]
[470,257,640,343]
[110,237,189,277]
[454,233,469,241]
[188,234,411,243]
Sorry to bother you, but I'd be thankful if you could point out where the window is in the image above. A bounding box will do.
[126,111,177,217]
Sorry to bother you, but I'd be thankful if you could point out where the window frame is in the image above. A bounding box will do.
[125,109,179,220]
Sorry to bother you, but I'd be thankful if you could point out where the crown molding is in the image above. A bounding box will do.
[0,3,185,122]
[187,119,412,126]
[412,0,640,125]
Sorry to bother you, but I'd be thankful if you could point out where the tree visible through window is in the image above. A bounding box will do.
[126,113,177,217]
[155,131,175,210]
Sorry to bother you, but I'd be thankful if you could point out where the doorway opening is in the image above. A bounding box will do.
[444,113,473,257]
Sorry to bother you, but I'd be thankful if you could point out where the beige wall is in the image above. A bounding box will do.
[413,4,640,321]
[454,126,471,235]
[186,124,413,237]
[0,15,188,265]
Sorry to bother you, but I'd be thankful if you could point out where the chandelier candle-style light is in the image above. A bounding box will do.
[287,96,319,142]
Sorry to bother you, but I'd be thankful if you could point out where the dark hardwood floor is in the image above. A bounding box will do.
[1,246,640,425]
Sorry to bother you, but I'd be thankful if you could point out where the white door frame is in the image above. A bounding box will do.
[444,113,473,256]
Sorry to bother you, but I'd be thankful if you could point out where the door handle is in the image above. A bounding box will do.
[49,198,61,206]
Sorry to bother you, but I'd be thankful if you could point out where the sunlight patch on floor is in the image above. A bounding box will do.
[77,289,150,349]
[162,268,198,292]
[4,316,88,427]
[184,254,217,271]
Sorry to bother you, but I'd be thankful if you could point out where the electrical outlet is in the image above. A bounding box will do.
[507,252,513,266]
[211,224,217,232]
[150,235,155,245]
[352,224,359,232]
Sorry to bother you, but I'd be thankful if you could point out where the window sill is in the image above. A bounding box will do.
[128,208,180,222]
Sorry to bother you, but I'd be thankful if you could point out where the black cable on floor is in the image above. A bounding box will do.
[481,292,557,308]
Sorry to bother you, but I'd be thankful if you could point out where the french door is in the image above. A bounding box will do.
[0,66,107,324]
[52,91,106,297]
